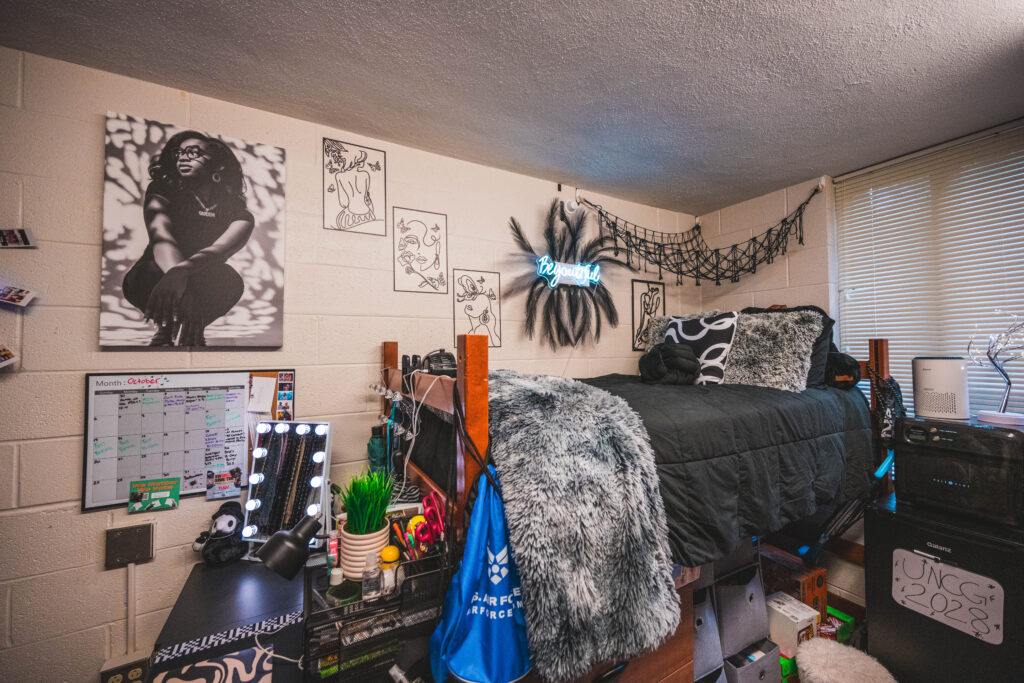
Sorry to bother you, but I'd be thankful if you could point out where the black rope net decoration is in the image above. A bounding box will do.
[583,185,821,286]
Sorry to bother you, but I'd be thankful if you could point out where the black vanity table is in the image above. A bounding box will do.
[149,560,306,682]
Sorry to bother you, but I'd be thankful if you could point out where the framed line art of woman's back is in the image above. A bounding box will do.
[100,112,285,348]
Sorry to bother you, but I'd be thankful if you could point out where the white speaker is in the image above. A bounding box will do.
[912,357,970,420]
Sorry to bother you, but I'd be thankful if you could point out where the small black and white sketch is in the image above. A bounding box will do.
[453,269,501,347]
[631,279,666,351]
[393,207,448,293]
[322,137,386,236]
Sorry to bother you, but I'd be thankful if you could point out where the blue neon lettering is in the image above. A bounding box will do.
[536,255,601,288]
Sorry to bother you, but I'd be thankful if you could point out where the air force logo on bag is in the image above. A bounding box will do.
[488,545,510,584]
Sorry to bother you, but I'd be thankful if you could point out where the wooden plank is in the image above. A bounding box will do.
[658,660,694,683]
[382,341,398,414]
[867,338,890,413]
[828,537,865,566]
[456,334,489,525]
[384,367,455,414]
[867,338,895,490]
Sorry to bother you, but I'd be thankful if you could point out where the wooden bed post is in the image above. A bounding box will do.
[867,338,890,413]
[381,341,398,414]
[856,338,891,412]
[456,334,489,526]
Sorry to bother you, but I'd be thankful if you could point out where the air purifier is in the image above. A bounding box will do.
[912,357,970,420]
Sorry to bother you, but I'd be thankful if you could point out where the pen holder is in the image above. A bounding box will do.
[391,513,445,562]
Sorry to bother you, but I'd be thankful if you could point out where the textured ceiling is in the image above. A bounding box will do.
[2,1,1023,214]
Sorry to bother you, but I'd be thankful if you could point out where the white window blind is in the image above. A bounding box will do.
[836,123,1024,415]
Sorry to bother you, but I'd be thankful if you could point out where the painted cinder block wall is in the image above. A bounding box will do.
[697,176,838,318]
[0,47,838,681]
[0,47,705,681]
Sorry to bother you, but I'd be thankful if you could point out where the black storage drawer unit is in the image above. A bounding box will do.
[714,566,770,658]
[894,417,1024,527]
[865,496,1024,683]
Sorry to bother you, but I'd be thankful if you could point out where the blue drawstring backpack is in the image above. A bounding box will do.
[430,467,531,683]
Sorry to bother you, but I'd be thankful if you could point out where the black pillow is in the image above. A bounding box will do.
[740,305,835,386]
[639,341,700,385]
[826,351,861,389]
[663,312,738,384]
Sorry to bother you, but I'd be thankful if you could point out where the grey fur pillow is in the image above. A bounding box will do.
[644,316,672,352]
[723,310,824,392]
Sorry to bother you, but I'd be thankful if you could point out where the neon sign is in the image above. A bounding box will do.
[536,255,601,288]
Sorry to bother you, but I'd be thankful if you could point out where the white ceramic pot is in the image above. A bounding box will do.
[339,524,389,580]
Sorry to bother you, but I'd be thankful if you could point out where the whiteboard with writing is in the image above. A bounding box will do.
[892,548,1004,645]
[84,372,250,510]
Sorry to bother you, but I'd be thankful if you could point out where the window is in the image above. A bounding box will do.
[835,123,1024,415]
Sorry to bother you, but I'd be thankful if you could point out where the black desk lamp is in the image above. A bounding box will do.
[254,512,323,580]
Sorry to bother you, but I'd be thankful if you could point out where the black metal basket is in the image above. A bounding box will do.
[303,527,451,681]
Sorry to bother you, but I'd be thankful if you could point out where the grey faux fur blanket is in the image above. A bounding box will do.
[487,370,680,682]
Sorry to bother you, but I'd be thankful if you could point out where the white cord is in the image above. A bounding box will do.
[393,370,444,502]
[253,623,304,668]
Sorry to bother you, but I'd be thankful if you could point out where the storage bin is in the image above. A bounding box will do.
[693,561,715,591]
[694,588,724,679]
[714,536,759,579]
[696,668,728,683]
[715,565,769,657]
[723,638,781,683]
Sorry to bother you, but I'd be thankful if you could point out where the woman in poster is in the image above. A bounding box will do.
[122,130,255,346]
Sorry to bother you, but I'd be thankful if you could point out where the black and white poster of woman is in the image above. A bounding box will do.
[322,137,386,236]
[100,112,285,347]
[453,269,501,347]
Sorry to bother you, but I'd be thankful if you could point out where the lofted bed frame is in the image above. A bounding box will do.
[380,333,890,682]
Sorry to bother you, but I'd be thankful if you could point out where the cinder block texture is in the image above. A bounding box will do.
[0,444,15,509]
[18,437,82,506]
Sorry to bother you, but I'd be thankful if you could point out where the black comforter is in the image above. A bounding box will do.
[581,375,873,567]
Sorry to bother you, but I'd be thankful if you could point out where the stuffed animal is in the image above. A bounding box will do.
[192,501,248,566]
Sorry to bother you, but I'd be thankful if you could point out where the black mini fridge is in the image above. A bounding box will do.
[865,495,1024,682]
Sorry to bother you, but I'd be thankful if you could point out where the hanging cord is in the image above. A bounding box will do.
[252,622,304,669]
[392,370,444,503]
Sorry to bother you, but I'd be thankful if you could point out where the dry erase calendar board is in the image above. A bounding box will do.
[82,370,293,511]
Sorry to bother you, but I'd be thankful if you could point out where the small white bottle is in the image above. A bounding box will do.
[361,552,382,601]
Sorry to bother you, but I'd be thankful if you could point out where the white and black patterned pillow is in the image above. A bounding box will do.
[664,312,738,384]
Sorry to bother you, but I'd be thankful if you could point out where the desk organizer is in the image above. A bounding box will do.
[695,537,782,683]
[723,637,781,683]
[303,526,451,681]
[715,565,770,658]
[694,588,724,680]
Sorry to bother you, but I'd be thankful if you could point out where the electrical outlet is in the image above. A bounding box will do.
[100,656,148,683]
[105,524,154,569]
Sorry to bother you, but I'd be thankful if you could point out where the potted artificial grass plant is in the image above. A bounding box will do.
[338,471,393,580]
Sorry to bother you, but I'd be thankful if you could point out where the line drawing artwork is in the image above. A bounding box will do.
[631,279,666,351]
[453,269,501,347]
[393,206,448,293]
[322,137,386,236]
